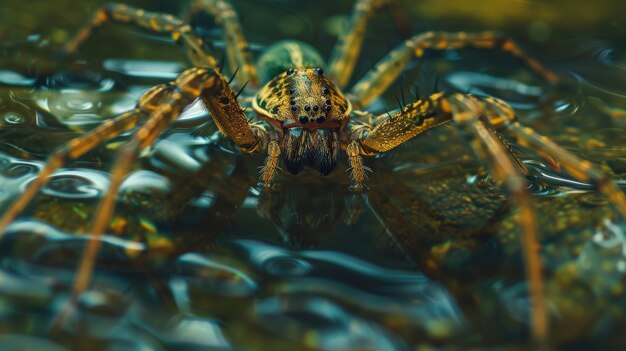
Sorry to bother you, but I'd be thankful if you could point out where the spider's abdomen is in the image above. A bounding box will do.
[256,40,325,84]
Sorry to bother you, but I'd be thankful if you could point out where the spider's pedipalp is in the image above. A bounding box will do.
[195,68,263,153]
[260,140,281,187]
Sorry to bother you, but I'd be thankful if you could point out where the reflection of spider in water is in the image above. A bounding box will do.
[1,0,626,346]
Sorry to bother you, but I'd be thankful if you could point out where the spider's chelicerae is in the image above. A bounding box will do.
[1,0,626,345]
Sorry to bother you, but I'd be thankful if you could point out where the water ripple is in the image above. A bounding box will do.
[0,335,68,351]
[175,253,258,296]
[255,296,406,351]
[232,239,465,332]
[38,169,109,199]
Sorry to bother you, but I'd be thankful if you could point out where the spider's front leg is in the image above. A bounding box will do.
[350,31,560,108]
[345,93,452,192]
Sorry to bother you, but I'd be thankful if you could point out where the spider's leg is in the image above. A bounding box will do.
[328,0,409,88]
[346,92,453,190]
[483,96,626,218]
[0,83,175,236]
[448,94,547,346]
[65,3,220,72]
[196,69,264,153]
[0,110,141,236]
[49,67,265,328]
[350,31,559,108]
[183,0,258,88]
[349,93,549,344]
[49,89,196,329]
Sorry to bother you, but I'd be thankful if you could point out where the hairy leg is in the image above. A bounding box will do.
[350,31,559,108]
[184,0,258,87]
[328,0,409,88]
[448,94,547,346]
[0,82,181,237]
[65,3,220,72]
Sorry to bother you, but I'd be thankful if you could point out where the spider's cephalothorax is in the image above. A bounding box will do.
[4,0,626,346]
[254,65,352,175]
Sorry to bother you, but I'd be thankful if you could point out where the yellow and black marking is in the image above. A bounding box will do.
[254,68,352,128]
[350,31,559,108]
[194,68,260,151]
[65,3,219,71]
[357,92,452,153]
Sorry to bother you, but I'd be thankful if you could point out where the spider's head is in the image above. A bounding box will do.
[253,68,352,175]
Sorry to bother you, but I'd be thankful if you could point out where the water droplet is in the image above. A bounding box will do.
[65,98,94,111]
[120,170,171,195]
[3,112,25,125]
[0,335,68,351]
[2,163,39,178]
[176,253,258,296]
[78,290,127,317]
[579,192,609,207]
[254,296,403,351]
[446,72,546,110]
[263,256,312,276]
[46,70,110,91]
[44,90,104,127]
[0,70,37,86]
[38,170,109,199]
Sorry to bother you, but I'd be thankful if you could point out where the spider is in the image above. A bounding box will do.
[0,0,625,346]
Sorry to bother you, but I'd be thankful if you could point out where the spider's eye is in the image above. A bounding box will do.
[299,116,308,124]
[316,68,324,76]
[287,68,294,75]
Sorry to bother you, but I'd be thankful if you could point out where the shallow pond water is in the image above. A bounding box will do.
[1,0,626,350]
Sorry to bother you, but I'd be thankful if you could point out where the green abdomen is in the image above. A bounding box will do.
[257,40,325,84]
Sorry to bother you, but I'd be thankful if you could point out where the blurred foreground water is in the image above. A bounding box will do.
[0,0,626,350]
